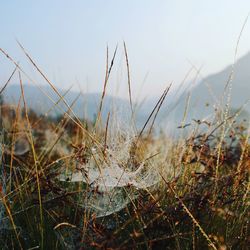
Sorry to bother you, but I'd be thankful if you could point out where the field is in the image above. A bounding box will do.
[0,47,249,249]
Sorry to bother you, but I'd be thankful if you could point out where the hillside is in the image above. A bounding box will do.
[175,52,250,122]
[2,84,150,126]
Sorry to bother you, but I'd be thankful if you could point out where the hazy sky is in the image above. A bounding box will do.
[1,1,250,99]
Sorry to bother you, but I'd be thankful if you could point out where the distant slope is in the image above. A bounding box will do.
[2,84,148,127]
[173,52,250,122]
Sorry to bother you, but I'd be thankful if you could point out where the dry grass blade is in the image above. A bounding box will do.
[137,85,170,141]
[148,83,172,135]
[54,222,77,230]
[216,14,249,183]
[9,96,22,187]
[179,92,191,130]
[95,45,118,127]
[18,71,44,248]
[0,66,18,95]
[224,12,250,91]
[103,111,110,157]
[123,41,133,115]
[95,45,109,128]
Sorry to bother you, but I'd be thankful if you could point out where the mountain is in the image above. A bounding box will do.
[1,84,149,127]
[171,52,250,123]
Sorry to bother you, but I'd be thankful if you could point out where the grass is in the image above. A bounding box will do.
[0,44,249,249]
